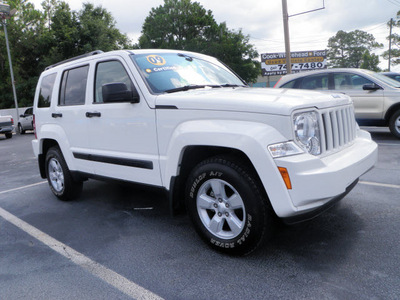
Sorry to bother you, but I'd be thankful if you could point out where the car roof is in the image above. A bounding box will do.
[276,68,376,86]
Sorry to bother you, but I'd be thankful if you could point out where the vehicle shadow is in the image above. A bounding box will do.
[77,180,362,265]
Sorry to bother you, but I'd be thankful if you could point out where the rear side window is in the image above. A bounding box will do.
[299,74,329,90]
[59,65,89,106]
[280,80,296,88]
[38,73,57,108]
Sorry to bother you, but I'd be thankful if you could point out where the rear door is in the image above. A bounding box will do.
[53,64,93,173]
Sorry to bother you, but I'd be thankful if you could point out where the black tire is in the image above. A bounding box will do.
[389,109,400,139]
[5,132,12,139]
[185,156,274,255]
[45,147,83,201]
[18,123,25,134]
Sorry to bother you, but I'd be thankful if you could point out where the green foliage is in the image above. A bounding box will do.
[0,0,131,109]
[360,50,381,72]
[382,13,400,67]
[139,0,260,83]
[327,30,383,70]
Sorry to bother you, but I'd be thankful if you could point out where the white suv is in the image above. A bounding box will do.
[32,50,377,255]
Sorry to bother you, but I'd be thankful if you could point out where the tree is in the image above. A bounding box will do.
[327,30,383,69]
[0,0,46,108]
[382,13,400,67]
[45,1,131,64]
[0,0,132,109]
[139,0,260,83]
[360,50,381,72]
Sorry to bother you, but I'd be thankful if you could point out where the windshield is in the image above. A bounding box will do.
[363,69,400,88]
[130,53,246,94]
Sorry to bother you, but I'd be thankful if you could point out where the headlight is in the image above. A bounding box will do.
[293,111,321,155]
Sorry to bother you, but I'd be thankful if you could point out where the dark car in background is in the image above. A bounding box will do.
[381,71,400,82]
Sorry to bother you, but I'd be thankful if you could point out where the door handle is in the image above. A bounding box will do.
[52,113,63,118]
[86,112,101,118]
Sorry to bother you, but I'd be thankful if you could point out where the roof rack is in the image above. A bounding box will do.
[44,50,104,70]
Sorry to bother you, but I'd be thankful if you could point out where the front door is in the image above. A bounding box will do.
[84,57,161,186]
[332,72,385,120]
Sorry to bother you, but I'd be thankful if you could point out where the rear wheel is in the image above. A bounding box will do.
[5,132,12,139]
[45,147,82,201]
[389,109,400,139]
[185,156,274,255]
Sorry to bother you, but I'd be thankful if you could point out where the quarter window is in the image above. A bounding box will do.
[95,60,134,103]
[38,73,57,108]
[59,65,89,106]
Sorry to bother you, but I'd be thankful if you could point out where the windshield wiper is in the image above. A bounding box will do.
[220,84,247,88]
[165,84,221,93]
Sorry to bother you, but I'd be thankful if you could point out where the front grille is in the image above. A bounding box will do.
[320,105,356,154]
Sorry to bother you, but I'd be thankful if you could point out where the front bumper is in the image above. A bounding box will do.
[273,130,378,219]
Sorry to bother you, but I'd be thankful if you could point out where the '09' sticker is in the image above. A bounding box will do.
[146,55,166,66]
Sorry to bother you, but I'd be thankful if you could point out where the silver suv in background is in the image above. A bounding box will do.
[274,68,400,138]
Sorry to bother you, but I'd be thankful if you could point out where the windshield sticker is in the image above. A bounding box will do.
[146,66,178,73]
[146,55,166,66]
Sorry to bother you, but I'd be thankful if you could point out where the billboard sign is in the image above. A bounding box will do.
[261,50,327,76]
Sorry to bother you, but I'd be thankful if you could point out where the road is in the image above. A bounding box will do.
[0,129,399,300]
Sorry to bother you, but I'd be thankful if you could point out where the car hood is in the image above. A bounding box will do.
[154,87,352,115]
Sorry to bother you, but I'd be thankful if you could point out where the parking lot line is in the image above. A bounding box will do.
[360,181,400,189]
[0,181,47,195]
[0,206,164,300]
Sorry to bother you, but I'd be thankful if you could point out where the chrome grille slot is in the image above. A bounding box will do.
[320,105,356,155]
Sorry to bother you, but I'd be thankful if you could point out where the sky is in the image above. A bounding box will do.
[29,0,400,71]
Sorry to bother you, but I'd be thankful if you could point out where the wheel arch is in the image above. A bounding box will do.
[38,139,60,178]
[168,145,269,215]
[384,103,400,123]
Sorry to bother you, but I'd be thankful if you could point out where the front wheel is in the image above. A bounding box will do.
[18,123,25,134]
[389,109,400,139]
[185,157,274,255]
[45,147,82,201]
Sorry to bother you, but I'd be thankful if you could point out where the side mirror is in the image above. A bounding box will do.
[102,83,140,103]
[363,83,381,91]
[20,114,25,118]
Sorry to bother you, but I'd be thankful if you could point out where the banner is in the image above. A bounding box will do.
[261,50,327,76]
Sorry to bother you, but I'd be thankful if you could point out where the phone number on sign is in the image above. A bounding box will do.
[276,62,326,70]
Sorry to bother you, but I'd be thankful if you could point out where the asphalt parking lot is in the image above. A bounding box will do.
[0,128,399,300]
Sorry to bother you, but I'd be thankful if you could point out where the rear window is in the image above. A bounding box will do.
[38,73,57,108]
[59,65,89,106]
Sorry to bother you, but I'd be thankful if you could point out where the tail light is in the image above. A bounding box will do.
[11,118,14,125]
[33,114,37,139]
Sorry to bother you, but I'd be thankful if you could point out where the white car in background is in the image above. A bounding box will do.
[274,68,400,138]
[18,107,34,134]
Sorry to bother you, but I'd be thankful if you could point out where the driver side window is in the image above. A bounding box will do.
[333,73,373,90]
[95,60,134,103]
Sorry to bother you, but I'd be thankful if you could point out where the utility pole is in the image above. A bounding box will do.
[0,2,19,122]
[388,18,393,71]
[280,0,325,75]
[282,0,292,74]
